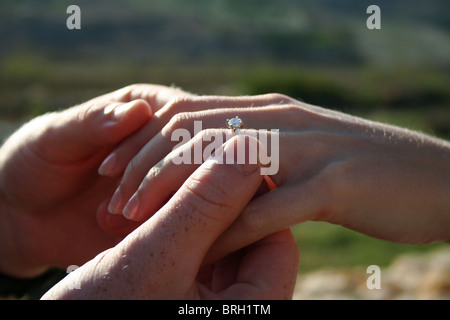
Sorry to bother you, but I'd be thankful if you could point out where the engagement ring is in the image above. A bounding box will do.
[227,116,244,135]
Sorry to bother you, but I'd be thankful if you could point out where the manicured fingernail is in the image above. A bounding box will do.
[122,193,140,220]
[98,152,116,176]
[108,187,124,214]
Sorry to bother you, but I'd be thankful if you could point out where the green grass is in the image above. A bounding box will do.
[291,221,447,273]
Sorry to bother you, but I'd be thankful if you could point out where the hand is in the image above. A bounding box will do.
[0,84,190,277]
[41,136,299,300]
[99,93,450,264]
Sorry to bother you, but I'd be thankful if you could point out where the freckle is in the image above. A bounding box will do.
[185,227,189,232]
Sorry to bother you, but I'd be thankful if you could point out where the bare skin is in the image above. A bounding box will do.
[99,91,450,264]
[1,83,448,299]
[0,84,190,277]
[0,84,298,299]
[41,136,299,299]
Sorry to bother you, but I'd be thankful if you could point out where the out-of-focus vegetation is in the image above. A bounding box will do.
[0,0,449,272]
[292,222,446,272]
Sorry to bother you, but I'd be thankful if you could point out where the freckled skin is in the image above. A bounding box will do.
[42,136,299,300]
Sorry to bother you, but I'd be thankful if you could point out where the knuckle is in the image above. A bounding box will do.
[77,100,101,124]
[182,193,224,225]
[76,102,105,145]
[183,174,234,224]
[263,93,297,105]
[158,96,197,126]
[280,103,324,124]
[164,96,196,113]
[274,104,305,124]
[241,207,265,232]
[145,164,162,181]
[165,112,192,133]
[114,84,141,101]
[123,83,141,92]
[130,98,148,106]
[138,164,164,192]
[282,104,305,114]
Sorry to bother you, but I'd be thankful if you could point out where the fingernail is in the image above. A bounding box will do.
[221,136,261,176]
[112,101,136,119]
[98,152,116,176]
[122,192,140,220]
[108,187,124,214]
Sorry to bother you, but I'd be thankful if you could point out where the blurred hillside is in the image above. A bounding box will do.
[1,0,449,137]
[0,0,449,277]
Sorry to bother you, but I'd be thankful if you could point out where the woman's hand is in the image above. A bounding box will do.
[99,93,450,264]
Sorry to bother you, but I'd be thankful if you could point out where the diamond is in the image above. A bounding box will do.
[227,116,243,131]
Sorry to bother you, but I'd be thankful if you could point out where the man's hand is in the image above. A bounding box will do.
[0,84,190,277]
[42,136,299,300]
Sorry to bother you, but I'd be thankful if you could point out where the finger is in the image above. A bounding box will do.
[88,83,192,112]
[205,178,326,264]
[213,229,300,299]
[98,93,296,177]
[116,135,266,290]
[30,99,152,163]
[107,106,292,215]
[34,83,191,163]
[96,199,142,236]
[121,129,275,221]
[120,132,209,220]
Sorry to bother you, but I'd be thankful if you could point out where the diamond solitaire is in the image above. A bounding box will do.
[227,116,244,134]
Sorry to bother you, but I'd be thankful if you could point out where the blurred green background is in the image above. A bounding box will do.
[1,0,449,273]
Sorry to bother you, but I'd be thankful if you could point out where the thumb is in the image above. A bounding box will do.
[119,135,265,287]
[32,99,152,163]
